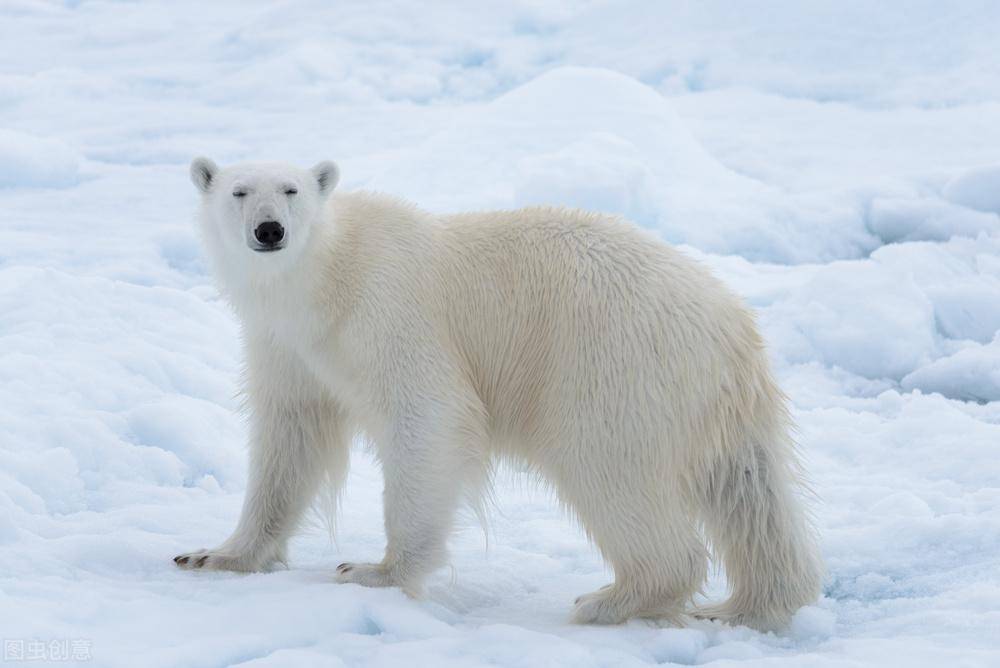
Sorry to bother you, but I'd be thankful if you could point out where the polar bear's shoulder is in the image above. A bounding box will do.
[328,190,428,229]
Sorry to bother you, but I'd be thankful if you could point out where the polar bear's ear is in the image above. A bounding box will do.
[311,161,340,197]
[190,157,219,193]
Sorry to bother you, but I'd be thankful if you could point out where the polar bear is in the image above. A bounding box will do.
[175,157,823,631]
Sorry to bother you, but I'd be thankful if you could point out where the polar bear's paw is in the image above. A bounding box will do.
[334,561,400,588]
[691,602,779,631]
[571,585,632,624]
[691,602,736,623]
[173,549,262,573]
[572,585,687,626]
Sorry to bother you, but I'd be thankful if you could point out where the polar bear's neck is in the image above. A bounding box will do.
[216,190,426,344]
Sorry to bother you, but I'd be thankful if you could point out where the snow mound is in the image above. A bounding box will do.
[772,261,936,380]
[370,66,751,212]
[369,67,798,253]
[369,66,894,263]
[868,197,998,244]
[927,280,1000,344]
[871,238,1000,346]
[513,132,661,228]
[0,129,81,188]
[902,337,1000,402]
[943,163,1000,214]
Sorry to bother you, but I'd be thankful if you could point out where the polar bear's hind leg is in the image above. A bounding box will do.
[544,442,709,626]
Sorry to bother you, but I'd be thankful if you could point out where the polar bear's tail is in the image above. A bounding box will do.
[695,380,823,631]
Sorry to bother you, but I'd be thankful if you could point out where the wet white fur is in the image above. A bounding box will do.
[176,157,823,631]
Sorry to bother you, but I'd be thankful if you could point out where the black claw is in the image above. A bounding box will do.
[195,555,209,567]
[177,556,189,565]
[173,556,182,564]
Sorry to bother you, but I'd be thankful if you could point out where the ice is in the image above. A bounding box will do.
[2,1,999,666]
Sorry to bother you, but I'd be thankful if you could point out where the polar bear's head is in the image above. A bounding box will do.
[190,157,339,278]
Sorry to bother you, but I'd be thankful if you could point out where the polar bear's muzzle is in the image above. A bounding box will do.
[251,220,285,252]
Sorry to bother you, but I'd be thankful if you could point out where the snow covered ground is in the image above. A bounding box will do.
[2,1,1000,665]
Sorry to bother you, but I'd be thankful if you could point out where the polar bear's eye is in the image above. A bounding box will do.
[233,190,247,198]
[284,188,298,196]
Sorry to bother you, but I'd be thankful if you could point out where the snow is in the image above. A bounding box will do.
[2,1,1000,666]
[0,130,80,189]
[944,164,1000,214]
[902,337,1000,402]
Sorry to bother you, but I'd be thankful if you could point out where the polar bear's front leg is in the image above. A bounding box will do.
[174,398,348,572]
[175,339,350,573]
[335,400,485,595]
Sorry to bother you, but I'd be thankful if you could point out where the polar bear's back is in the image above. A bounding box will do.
[431,204,771,452]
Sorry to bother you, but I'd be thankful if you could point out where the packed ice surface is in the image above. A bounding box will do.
[2,1,1000,666]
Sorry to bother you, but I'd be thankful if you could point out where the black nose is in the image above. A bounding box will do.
[254,221,284,246]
